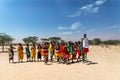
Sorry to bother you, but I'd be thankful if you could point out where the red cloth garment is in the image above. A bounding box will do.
[60,45,65,56]
[77,49,81,57]
[72,53,76,59]
[83,47,89,52]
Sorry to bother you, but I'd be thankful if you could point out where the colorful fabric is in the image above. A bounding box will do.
[55,49,60,57]
[25,47,30,58]
[83,38,89,48]
[49,50,53,57]
[60,45,64,56]
[9,50,14,60]
[31,47,36,58]
[17,47,24,60]
[37,52,41,59]
[48,43,53,50]
[79,45,83,50]
[83,47,89,52]
[38,48,41,52]
[81,52,85,61]
[41,49,48,56]
[72,54,76,59]
[66,43,72,52]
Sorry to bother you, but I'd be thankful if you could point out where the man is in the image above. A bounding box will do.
[82,34,89,60]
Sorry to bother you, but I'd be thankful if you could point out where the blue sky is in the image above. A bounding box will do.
[0,0,120,42]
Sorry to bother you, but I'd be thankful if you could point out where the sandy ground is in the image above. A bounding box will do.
[0,45,120,80]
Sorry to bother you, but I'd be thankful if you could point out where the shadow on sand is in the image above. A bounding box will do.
[67,59,98,65]
[84,60,98,65]
[12,61,28,64]
[44,63,52,65]
[10,59,98,66]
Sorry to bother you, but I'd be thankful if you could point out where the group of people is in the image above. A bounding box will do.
[8,34,89,64]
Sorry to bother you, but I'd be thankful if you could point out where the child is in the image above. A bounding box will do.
[17,43,24,63]
[31,44,36,62]
[37,43,42,62]
[8,44,15,63]
[25,44,31,62]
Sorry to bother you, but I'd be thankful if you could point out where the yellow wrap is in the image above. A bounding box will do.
[48,43,52,50]
[17,47,24,60]
[31,47,36,58]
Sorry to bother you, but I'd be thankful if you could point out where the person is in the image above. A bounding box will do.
[41,43,48,57]
[66,42,71,63]
[75,42,81,62]
[71,43,77,63]
[60,43,65,58]
[62,43,69,64]
[31,44,36,62]
[41,42,48,62]
[82,34,89,60]
[54,43,60,62]
[48,42,53,62]
[25,44,31,62]
[37,43,42,62]
[8,44,15,63]
[44,42,49,63]
[17,43,24,63]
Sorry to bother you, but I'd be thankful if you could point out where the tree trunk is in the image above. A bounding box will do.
[2,45,4,52]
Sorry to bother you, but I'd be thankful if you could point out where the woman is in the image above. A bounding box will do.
[25,44,31,62]
[41,42,48,63]
[66,42,71,62]
[31,44,36,62]
[37,43,42,61]
[17,43,24,63]
[48,42,53,62]
[8,44,15,63]
[71,43,77,63]
[41,43,48,58]
[54,43,60,62]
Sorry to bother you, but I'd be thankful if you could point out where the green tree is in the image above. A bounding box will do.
[89,40,93,45]
[93,38,101,45]
[60,40,65,44]
[23,38,31,44]
[29,36,38,44]
[0,33,14,52]
[41,38,49,42]
[103,40,120,45]
[48,37,61,43]
[23,36,38,44]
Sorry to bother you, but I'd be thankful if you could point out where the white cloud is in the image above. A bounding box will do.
[57,32,73,35]
[81,4,94,10]
[95,0,106,6]
[58,26,68,30]
[68,11,81,17]
[70,22,81,30]
[68,0,107,17]
[80,3,99,14]
[58,22,81,30]
[104,25,120,29]
[90,7,99,13]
